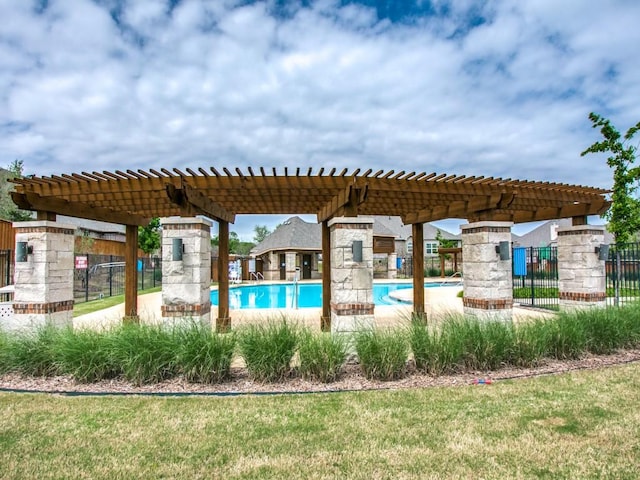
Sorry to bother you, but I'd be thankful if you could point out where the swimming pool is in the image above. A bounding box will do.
[210,282,449,309]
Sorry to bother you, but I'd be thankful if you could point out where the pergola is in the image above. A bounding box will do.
[10,167,609,327]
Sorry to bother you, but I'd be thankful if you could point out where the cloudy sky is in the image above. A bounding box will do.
[2,0,639,239]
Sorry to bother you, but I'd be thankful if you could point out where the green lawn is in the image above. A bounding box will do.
[1,363,639,479]
[72,286,162,317]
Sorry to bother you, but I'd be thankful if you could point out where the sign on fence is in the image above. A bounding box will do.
[513,247,527,276]
[75,256,88,270]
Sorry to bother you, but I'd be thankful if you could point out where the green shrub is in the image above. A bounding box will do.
[110,324,179,385]
[56,327,120,383]
[354,328,408,381]
[298,330,347,383]
[237,320,298,382]
[177,326,236,383]
[4,326,67,377]
[410,321,447,375]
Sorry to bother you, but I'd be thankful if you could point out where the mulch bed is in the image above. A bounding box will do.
[2,349,640,396]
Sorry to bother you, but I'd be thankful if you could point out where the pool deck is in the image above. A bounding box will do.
[74,279,554,330]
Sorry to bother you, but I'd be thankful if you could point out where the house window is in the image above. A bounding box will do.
[425,242,439,256]
[407,240,413,254]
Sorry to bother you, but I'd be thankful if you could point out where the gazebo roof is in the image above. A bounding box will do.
[10,167,609,226]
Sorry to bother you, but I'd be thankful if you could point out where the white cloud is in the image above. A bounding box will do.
[0,0,638,238]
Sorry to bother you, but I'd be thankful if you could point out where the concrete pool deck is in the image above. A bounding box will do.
[74,280,554,330]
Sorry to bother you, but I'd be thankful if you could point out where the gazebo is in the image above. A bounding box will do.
[8,167,609,331]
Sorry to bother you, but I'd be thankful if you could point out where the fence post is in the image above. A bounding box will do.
[84,257,89,303]
[529,247,535,305]
[615,249,621,307]
[109,255,113,297]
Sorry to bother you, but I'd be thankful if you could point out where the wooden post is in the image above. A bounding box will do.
[124,224,139,322]
[217,220,230,332]
[412,223,425,320]
[37,211,56,221]
[321,220,331,331]
[572,216,588,226]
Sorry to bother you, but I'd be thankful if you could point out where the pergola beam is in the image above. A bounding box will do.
[403,193,511,224]
[317,184,368,222]
[165,184,235,223]
[11,192,150,226]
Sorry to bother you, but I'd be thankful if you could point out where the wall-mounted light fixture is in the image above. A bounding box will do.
[595,244,609,261]
[16,241,33,262]
[172,238,184,261]
[495,241,510,261]
[352,240,363,262]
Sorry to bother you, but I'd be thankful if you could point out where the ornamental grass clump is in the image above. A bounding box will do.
[110,323,179,385]
[56,327,120,383]
[545,313,587,360]
[509,319,548,367]
[4,325,64,377]
[0,329,11,374]
[237,320,298,382]
[176,325,236,383]
[354,328,408,381]
[297,330,348,382]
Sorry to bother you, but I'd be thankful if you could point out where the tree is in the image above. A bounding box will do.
[435,229,458,249]
[0,160,33,221]
[138,217,161,255]
[253,225,270,243]
[581,113,640,244]
[211,231,255,255]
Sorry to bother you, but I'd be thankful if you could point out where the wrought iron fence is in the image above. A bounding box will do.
[606,242,640,307]
[0,249,12,302]
[73,255,162,304]
[512,246,559,310]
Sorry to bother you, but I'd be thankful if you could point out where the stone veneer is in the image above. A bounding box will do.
[161,217,212,327]
[4,221,76,332]
[387,252,398,279]
[461,221,513,321]
[329,217,374,334]
[557,225,606,310]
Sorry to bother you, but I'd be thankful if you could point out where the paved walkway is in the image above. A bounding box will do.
[74,283,553,331]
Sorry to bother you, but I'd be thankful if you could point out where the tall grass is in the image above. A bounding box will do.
[176,325,236,383]
[354,328,408,380]
[110,324,179,385]
[297,330,348,382]
[2,326,64,377]
[56,327,120,383]
[237,320,298,382]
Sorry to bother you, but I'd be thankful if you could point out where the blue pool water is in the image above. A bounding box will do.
[211,282,446,310]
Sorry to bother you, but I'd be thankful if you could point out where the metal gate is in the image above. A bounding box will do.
[512,246,559,310]
[606,242,640,307]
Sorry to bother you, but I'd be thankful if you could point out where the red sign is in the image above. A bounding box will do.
[75,256,88,269]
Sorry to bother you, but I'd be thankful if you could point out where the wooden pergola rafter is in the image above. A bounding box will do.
[9,167,610,322]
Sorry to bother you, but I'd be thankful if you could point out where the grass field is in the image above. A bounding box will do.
[1,362,639,479]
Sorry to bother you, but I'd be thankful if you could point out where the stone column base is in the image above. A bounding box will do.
[5,307,73,333]
[559,292,606,311]
[463,298,513,322]
[330,303,375,334]
[161,303,211,328]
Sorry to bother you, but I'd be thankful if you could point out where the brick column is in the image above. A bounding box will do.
[461,221,513,321]
[161,217,212,327]
[6,221,76,333]
[329,217,374,334]
[388,252,398,279]
[557,225,606,310]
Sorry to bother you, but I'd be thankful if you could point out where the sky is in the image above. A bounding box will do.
[2,0,639,240]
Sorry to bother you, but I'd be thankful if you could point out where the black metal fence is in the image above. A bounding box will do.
[606,242,640,307]
[73,255,162,304]
[0,249,12,302]
[512,246,559,310]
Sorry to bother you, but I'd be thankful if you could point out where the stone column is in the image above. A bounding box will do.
[285,251,297,281]
[461,221,513,321]
[388,252,398,279]
[7,221,76,333]
[161,217,212,327]
[329,217,374,334]
[557,225,606,310]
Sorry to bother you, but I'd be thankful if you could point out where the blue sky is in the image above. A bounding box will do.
[2,0,639,239]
